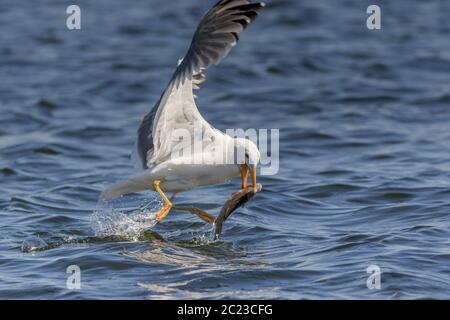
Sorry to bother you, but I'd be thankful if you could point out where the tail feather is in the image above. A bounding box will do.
[100,176,153,202]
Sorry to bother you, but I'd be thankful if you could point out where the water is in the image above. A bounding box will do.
[1,0,450,299]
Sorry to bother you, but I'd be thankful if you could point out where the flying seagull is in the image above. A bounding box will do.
[101,0,266,223]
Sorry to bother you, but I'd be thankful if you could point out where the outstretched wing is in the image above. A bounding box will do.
[133,0,266,170]
[172,0,266,88]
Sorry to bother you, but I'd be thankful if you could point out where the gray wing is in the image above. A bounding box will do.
[132,96,160,170]
[173,0,266,87]
[133,0,266,170]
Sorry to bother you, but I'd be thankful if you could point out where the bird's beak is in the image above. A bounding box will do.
[251,166,257,188]
[241,164,249,189]
[241,164,257,189]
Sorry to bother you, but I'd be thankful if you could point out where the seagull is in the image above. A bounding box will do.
[101,0,266,223]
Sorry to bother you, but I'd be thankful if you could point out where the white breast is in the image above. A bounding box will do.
[150,159,241,192]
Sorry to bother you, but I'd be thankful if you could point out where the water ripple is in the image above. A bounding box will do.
[0,0,449,299]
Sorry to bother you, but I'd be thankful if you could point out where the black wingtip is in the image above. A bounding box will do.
[231,32,239,42]
[215,0,267,10]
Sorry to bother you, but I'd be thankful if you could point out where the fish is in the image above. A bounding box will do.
[214,184,262,239]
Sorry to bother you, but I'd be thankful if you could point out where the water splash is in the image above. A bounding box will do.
[90,195,162,241]
[21,236,48,253]
[191,233,215,245]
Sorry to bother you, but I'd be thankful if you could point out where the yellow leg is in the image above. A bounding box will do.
[153,180,172,223]
[173,206,215,224]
